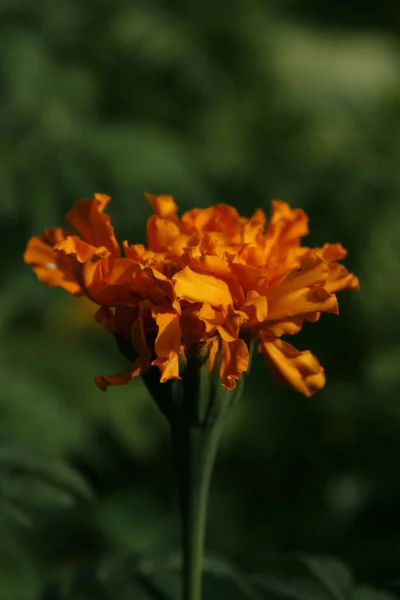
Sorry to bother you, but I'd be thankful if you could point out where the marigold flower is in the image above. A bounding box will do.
[24,193,359,397]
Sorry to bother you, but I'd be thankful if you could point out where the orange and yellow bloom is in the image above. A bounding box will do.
[24,193,359,396]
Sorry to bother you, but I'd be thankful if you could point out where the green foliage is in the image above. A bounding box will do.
[0,0,399,598]
[40,554,399,599]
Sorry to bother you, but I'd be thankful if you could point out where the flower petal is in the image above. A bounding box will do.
[241,290,268,327]
[95,306,115,331]
[268,200,309,242]
[146,215,183,253]
[267,254,338,321]
[198,303,246,342]
[173,266,233,308]
[151,307,181,382]
[95,356,148,391]
[24,229,81,294]
[259,335,325,396]
[326,263,360,294]
[65,193,120,256]
[220,338,249,390]
[145,193,178,217]
[266,312,320,337]
[183,252,245,305]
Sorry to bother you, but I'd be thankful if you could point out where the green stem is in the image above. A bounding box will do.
[172,421,222,600]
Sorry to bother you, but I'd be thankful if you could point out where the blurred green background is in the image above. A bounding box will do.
[1,0,400,598]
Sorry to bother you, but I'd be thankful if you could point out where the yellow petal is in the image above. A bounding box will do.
[259,335,325,396]
[173,266,233,308]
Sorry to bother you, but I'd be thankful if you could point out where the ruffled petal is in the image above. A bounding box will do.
[24,228,81,294]
[243,208,266,244]
[220,338,249,390]
[326,263,360,294]
[198,303,246,342]
[266,312,320,337]
[173,266,233,308]
[268,200,309,243]
[182,204,243,242]
[146,215,183,253]
[151,307,181,382]
[266,254,338,321]
[183,252,245,305]
[65,193,120,257]
[94,356,148,391]
[259,334,325,396]
[241,290,268,327]
[95,306,115,331]
[145,193,178,217]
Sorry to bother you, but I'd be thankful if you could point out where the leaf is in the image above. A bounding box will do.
[203,556,263,599]
[251,555,354,600]
[252,572,331,600]
[353,586,398,600]
[134,573,177,600]
[299,556,353,600]
[0,448,93,503]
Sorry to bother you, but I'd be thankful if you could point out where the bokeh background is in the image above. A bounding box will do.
[1,0,400,598]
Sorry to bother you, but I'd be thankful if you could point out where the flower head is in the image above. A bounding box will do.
[24,193,359,396]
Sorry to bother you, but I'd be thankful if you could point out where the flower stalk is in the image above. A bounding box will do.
[171,420,223,600]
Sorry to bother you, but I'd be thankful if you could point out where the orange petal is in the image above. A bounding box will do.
[198,303,246,342]
[173,266,233,308]
[243,208,266,244]
[65,193,120,256]
[151,308,181,382]
[56,249,145,306]
[231,262,269,296]
[183,252,245,306]
[146,215,183,253]
[259,335,325,397]
[266,312,320,337]
[206,337,220,372]
[325,263,360,294]
[241,290,268,327]
[145,193,178,217]
[55,236,110,262]
[95,306,115,331]
[317,243,347,262]
[24,229,81,294]
[143,267,177,304]
[267,254,338,321]
[95,356,148,391]
[220,338,249,390]
[182,204,242,242]
[269,200,309,242]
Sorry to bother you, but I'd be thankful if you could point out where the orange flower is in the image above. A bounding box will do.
[24,193,359,396]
